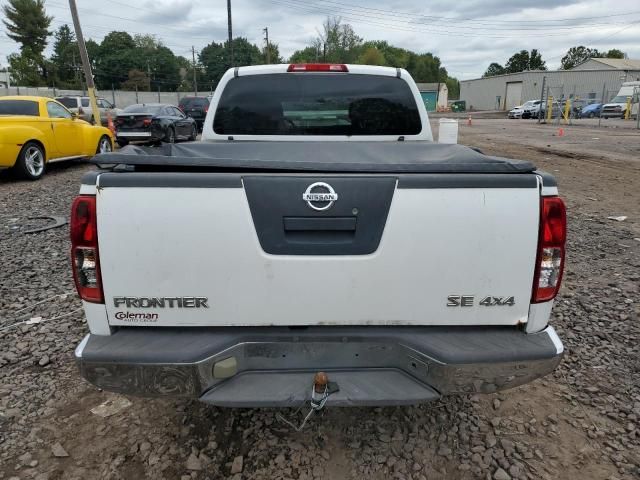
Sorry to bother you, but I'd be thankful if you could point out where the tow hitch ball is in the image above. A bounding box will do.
[277,371,339,431]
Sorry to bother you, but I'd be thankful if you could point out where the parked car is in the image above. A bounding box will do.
[73,64,566,408]
[55,96,122,124]
[507,104,524,119]
[521,100,542,119]
[601,81,640,119]
[579,103,602,118]
[0,96,113,180]
[114,103,198,147]
[178,96,210,130]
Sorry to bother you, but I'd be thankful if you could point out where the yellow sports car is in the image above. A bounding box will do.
[0,96,114,180]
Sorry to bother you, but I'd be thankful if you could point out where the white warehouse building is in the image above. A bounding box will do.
[460,58,640,111]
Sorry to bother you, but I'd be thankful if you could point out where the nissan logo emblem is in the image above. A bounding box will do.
[302,182,338,211]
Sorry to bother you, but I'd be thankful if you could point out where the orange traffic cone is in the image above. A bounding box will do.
[107,112,116,135]
[467,115,472,126]
[557,127,564,137]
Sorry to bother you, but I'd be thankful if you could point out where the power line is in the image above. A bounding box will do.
[545,19,640,62]
[270,0,639,35]
[45,2,222,42]
[303,0,640,26]
[267,0,617,38]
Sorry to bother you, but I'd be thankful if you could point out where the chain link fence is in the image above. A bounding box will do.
[537,82,640,129]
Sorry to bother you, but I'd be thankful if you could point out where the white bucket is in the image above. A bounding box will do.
[438,118,459,144]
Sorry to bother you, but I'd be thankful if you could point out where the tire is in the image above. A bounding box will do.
[14,141,45,180]
[96,135,112,154]
[116,138,129,148]
[164,127,176,143]
[189,124,198,141]
[588,112,594,118]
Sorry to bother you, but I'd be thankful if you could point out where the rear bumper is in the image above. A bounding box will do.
[116,130,163,142]
[75,325,563,407]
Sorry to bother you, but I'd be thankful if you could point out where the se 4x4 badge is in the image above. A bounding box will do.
[447,295,515,307]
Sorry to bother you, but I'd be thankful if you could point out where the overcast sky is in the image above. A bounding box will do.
[1,0,640,79]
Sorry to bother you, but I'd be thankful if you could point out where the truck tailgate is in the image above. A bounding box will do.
[96,173,540,327]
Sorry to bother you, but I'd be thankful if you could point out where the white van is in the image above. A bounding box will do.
[601,81,640,119]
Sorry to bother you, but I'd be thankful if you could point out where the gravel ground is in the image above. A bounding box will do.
[1,122,639,480]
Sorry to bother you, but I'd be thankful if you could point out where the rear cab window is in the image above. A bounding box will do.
[0,100,40,116]
[213,74,422,136]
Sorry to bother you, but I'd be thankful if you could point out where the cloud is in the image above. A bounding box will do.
[1,0,639,79]
[139,0,194,23]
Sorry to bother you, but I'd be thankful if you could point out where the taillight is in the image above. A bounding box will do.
[532,196,566,303]
[204,105,208,113]
[143,118,152,126]
[287,63,348,72]
[70,196,104,303]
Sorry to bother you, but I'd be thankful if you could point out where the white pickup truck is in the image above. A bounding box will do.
[72,64,566,407]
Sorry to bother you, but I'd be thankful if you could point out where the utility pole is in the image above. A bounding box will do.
[147,59,152,91]
[537,76,546,124]
[191,46,198,96]
[227,0,234,67]
[263,27,270,64]
[68,0,102,126]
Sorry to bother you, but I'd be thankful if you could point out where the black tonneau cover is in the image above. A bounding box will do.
[92,141,536,174]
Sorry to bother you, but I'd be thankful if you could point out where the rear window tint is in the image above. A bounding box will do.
[213,73,421,136]
[55,97,77,108]
[180,97,209,108]
[81,98,90,107]
[123,104,163,115]
[0,100,40,116]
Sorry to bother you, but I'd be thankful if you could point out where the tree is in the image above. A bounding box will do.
[446,77,460,100]
[529,49,546,70]
[7,51,45,86]
[263,43,283,64]
[50,25,81,88]
[2,0,52,57]
[132,35,181,90]
[94,31,137,88]
[604,49,625,59]
[288,18,454,94]
[357,47,386,65]
[363,41,411,68]
[483,62,505,77]
[409,53,445,82]
[505,49,546,73]
[121,69,150,91]
[560,46,600,69]
[289,46,321,63]
[316,17,362,63]
[200,38,262,86]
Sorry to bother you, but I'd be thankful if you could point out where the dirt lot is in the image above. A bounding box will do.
[1,120,639,480]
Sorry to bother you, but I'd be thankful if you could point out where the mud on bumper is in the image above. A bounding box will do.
[75,325,563,407]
